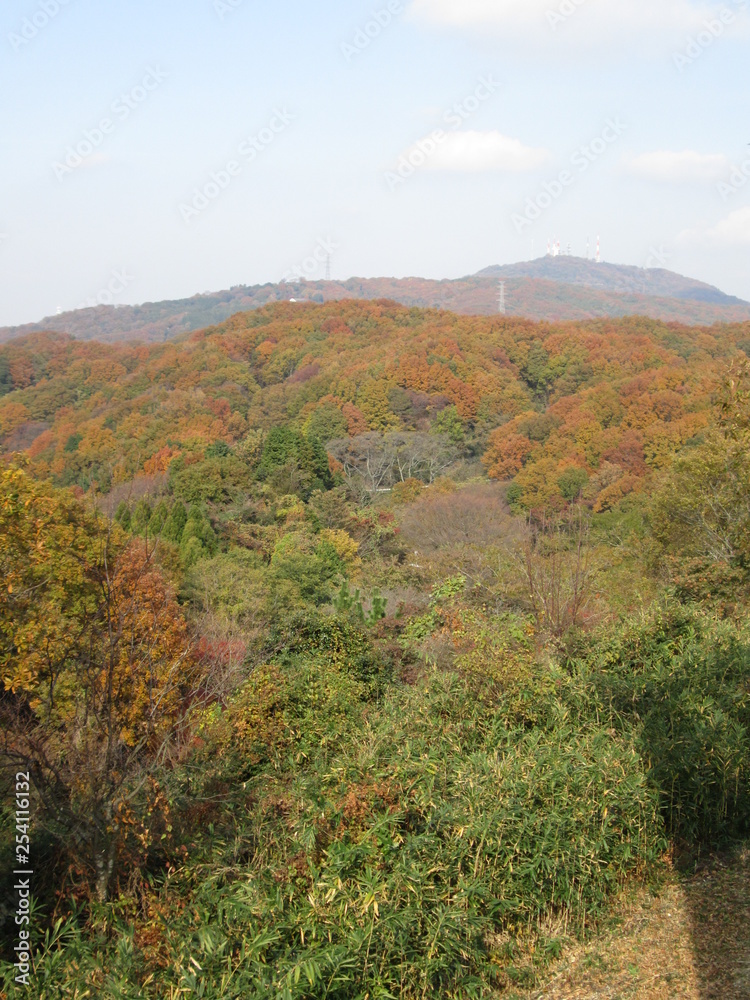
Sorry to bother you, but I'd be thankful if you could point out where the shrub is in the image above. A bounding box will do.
[506,481,524,512]
[279,611,393,694]
[7,669,665,998]
[585,605,750,845]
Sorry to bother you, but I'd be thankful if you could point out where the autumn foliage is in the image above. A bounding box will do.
[3,302,750,995]
[0,467,196,899]
[0,303,746,512]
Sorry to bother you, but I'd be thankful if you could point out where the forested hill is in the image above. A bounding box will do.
[477,255,748,304]
[2,298,749,511]
[2,259,749,345]
[4,297,750,996]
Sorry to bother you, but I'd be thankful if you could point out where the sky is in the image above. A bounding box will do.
[1,0,749,326]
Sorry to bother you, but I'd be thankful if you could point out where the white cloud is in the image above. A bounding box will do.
[406,130,549,172]
[678,206,750,246]
[408,0,737,52]
[628,149,730,182]
[706,206,750,244]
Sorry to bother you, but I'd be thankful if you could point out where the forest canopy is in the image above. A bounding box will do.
[2,301,750,998]
[1,300,748,514]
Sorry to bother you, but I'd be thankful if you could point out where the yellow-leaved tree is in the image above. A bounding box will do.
[648,359,750,605]
[0,465,198,900]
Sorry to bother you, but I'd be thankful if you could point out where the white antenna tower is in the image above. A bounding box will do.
[498,280,507,315]
[596,236,601,264]
[325,254,332,282]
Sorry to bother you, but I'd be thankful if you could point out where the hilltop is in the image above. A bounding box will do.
[477,255,748,304]
[2,258,748,346]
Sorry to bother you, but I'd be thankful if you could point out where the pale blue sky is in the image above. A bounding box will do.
[1,0,748,325]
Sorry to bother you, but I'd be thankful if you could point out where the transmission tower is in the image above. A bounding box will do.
[325,254,332,282]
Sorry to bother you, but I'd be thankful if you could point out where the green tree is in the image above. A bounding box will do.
[131,499,152,535]
[558,467,588,502]
[256,426,301,481]
[162,500,188,543]
[180,506,218,567]
[169,453,253,505]
[114,500,131,531]
[434,405,465,443]
[521,342,553,399]
[64,433,82,454]
[299,434,334,492]
[304,402,348,443]
[0,354,12,397]
[205,440,231,458]
[270,533,339,605]
[258,426,333,498]
[148,500,169,537]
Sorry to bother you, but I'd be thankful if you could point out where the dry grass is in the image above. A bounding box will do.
[687,845,750,1000]
[511,845,750,1000]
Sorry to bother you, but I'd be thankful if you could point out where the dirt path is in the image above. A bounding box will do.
[514,845,750,1000]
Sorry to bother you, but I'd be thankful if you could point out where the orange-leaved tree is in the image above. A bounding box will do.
[0,465,198,900]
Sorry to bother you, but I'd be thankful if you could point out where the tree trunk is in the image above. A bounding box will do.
[95,839,116,903]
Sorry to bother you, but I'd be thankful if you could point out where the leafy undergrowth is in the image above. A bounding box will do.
[2,601,750,998]
[0,664,666,999]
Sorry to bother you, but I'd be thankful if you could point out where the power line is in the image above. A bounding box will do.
[498,280,506,315]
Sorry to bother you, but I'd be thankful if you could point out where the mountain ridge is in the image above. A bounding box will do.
[2,258,748,345]
[475,256,748,305]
